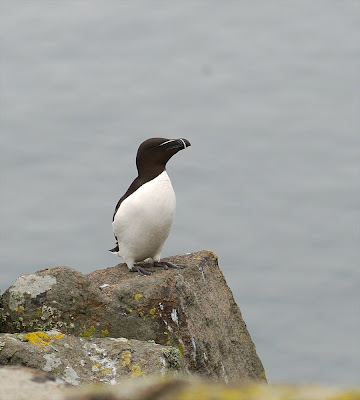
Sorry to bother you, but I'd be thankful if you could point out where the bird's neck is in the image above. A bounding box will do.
[137,164,166,182]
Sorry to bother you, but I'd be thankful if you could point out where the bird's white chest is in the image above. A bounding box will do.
[121,170,176,222]
[112,171,176,260]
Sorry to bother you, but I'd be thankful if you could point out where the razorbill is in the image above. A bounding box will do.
[109,137,191,274]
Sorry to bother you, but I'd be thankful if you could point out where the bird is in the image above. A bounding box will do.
[109,137,191,275]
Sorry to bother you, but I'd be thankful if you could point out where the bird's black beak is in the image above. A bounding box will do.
[163,138,191,151]
[179,138,191,148]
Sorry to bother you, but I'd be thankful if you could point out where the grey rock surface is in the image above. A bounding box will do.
[0,250,266,383]
[0,266,110,335]
[0,331,183,385]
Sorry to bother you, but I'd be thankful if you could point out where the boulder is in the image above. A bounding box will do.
[0,250,266,383]
[0,331,184,385]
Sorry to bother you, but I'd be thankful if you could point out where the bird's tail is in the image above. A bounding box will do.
[109,243,119,254]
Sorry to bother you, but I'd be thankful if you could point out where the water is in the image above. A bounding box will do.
[1,1,359,385]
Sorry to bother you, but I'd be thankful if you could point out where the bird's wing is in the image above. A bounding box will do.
[112,176,145,221]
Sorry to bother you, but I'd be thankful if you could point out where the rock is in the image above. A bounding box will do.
[0,250,266,383]
[0,266,110,335]
[0,331,184,385]
[0,366,64,400]
[52,376,360,400]
[0,372,359,400]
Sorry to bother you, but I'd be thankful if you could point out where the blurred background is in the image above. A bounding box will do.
[1,1,359,384]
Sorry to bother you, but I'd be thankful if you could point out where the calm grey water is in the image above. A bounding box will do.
[1,2,359,385]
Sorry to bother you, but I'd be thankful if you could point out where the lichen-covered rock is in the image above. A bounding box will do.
[0,331,185,385]
[0,267,110,335]
[0,250,266,383]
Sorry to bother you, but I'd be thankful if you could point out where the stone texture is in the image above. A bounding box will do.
[0,331,184,385]
[0,371,359,400]
[0,266,110,335]
[0,250,266,383]
[0,366,64,400]
[62,378,360,400]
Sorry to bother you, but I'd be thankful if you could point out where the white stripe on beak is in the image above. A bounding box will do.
[178,139,187,149]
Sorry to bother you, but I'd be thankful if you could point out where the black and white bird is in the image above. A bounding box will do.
[109,137,191,274]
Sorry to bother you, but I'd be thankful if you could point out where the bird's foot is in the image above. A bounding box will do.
[153,261,186,270]
[130,264,152,275]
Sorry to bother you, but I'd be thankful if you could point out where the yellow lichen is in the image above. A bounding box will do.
[149,308,156,316]
[79,325,96,337]
[101,329,109,337]
[53,333,63,340]
[205,250,218,260]
[121,350,131,367]
[176,343,184,356]
[24,331,53,346]
[16,306,25,312]
[166,340,171,345]
[101,368,112,375]
[131,365,145,378]
[134,293,143,301]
